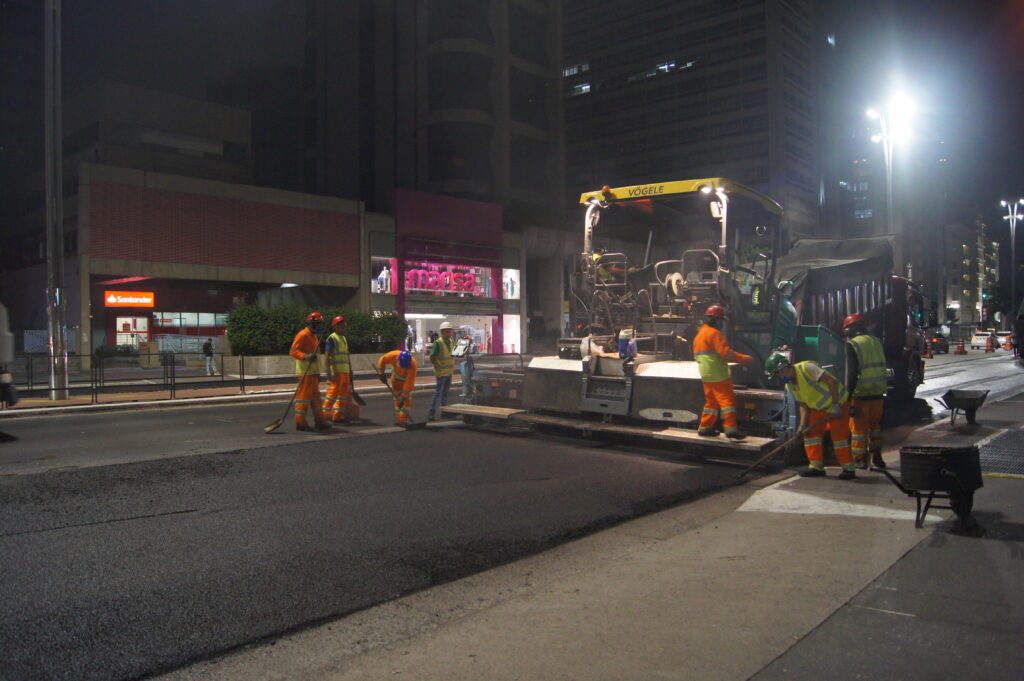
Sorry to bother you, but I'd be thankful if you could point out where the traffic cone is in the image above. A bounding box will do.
[985,335,995,353]
[923,342,933,359]
[1004,335,1013,351]
[954,337,967,355]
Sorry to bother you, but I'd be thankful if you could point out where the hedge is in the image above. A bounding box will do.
[226,304,409,355]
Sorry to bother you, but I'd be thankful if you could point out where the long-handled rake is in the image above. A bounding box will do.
[378,373,426,430]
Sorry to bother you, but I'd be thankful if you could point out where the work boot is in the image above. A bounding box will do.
[427,412,437,422]
[314,422,334,433]
[296,424,314,432]
[725,430,746,440]
[855,455,869,470]
[697,427,717,437]
[799,466,826,478]
[871,453,887,470]
[837,468,857,481]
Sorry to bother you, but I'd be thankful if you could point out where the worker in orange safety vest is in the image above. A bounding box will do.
[377,346,418,426]
[693,305,751,439]
[322,315,360,423]
[290,312,331,432]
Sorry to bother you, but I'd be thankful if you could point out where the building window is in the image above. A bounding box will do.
[854,209,873,219]
[569,83,591,96]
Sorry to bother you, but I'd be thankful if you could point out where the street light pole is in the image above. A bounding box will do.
[1001,198,1023,326]
[868,95,915,278]
[868,111,895,235]
[44,0,68,400]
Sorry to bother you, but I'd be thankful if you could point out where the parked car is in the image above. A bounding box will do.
[996,330,1012,349]
[928,332,950,354]
[970,330,992,349]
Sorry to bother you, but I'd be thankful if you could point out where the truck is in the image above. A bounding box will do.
[446,178,921,458]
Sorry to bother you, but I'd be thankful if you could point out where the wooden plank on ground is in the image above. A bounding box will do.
[441,404,526,420]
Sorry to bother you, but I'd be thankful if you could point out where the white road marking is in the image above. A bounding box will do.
[737,486,940,523]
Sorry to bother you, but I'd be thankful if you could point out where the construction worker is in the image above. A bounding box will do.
[765,352,856,479]
[843,313,887,470]
[289,312,331,432]
[693,305,751,439]
[427,320,455,421]
[322,315,360,423]
[377,346,418,426]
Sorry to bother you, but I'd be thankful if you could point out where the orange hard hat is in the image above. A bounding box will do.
[332,315,346,326]
[306,312,324,323]
[704,305,726,319]
[842,313,865,330]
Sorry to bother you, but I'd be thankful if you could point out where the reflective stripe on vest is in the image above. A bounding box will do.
[849,334,887,397]
[789,361,847,410]
[432,338,454,377]
[393,366,410,383]
[328,333,351,374]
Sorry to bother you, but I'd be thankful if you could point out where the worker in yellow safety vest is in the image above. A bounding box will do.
[843,313,888,470]
[289,312,331,432]
[692,305,751,439]
[322,315,360,423]
[427,321,456,421]
[765,352,856,479]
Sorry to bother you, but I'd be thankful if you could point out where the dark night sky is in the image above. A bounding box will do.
[3,0,1024,236]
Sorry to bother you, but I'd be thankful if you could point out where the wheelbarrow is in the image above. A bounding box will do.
[879,445,984,534]
[934,389,989,426]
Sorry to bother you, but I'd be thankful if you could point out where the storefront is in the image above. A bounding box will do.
[369,190,524,355]
[91,276,247,351]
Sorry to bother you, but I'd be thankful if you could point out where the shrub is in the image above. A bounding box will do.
[226,304,410,355]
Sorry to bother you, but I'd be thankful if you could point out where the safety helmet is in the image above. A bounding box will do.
[842,313,866,332]
[306,312,324,324]
[704,305,726,319]
[439,321,453,331]
[764,352,791,378]
[331,315,346,326]
[398,350,413,368]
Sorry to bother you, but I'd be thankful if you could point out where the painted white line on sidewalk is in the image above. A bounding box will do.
[737,486,939,523]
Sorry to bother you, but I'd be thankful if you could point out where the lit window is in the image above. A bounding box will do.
[569,83,591,96]
[854,208,874,219]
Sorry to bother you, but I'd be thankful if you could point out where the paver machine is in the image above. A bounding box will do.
[448,179,848,457]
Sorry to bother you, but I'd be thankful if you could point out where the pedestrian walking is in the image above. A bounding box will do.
[427,321,456,421]
[765,352,856,479]
[322,315,360,423]
[202,337,217,376]
[843,313,887,469]
[693,305,751,439]
[290,312,331,432]
[377,346,418,426]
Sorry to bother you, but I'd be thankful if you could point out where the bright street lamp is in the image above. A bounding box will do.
[866,95,916,240]
[1000,198,1023,325]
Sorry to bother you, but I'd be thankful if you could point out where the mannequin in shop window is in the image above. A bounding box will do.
[377,265,391,294]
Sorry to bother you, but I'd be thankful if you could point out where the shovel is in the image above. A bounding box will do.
[734,414,832,480]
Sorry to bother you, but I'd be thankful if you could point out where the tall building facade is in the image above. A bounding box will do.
[563,0,820,244]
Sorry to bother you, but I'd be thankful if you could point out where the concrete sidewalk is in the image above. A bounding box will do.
[156,392,1024,681]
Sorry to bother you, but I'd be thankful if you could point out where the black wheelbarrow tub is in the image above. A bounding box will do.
[934,389,989,425]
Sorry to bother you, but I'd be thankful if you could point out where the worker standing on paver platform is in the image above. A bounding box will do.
[766,352,856,479]
[377,346,418,426]
[290,312,331,432]
[843,313,887,470]
[693,305,751,439]
[427,321,455,421]
[322,315,359,423]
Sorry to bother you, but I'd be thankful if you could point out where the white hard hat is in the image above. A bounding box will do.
[439,321,454,330]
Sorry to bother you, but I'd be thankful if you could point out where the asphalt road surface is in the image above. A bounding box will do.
[0,351,1018,681]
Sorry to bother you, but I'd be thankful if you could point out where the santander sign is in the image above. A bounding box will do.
[104,291,155,308]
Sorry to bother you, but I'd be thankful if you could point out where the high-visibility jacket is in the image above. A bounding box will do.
[788,361,848,411]
[431,337,454,377]
[378,350,418,386]
[290,327,321,377]
[326,332,351,375]
[848,334,887,398]
[692,323,750,383]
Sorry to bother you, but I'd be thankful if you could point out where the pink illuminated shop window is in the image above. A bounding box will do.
[402,260,495,298]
